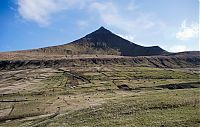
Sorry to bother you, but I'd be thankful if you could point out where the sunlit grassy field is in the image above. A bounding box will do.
[0,65,199,127]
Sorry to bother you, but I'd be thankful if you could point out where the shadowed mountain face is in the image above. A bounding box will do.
[9,26,167,57]
[67,27,167,56]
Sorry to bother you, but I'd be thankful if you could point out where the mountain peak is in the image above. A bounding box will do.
[98,26,107,30]
[94,26,112,34]
[84,26,112,39]
[69,26,167,56]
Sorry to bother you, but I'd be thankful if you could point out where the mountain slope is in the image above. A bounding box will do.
[6,27,167,57]
[65,27,167,56]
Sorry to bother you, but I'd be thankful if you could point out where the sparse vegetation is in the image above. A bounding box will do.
[0,65,199,127]
[0,23,199,127]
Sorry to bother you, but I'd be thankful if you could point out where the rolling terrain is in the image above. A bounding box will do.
[0,27,199,127]
[0,66,199,127]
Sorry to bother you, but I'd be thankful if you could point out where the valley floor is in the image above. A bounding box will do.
[0,65,199,127]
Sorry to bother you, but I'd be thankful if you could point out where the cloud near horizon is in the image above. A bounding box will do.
[169,45,188,52]
[176,20,199,40]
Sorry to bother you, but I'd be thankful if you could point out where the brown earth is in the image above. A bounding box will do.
[0,53,199,70]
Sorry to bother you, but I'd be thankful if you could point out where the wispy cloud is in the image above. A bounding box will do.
[17,0,88,26]
[89,1,165,40]
[90,2,152,30]
[176,20,199,40]
[126,0,139,11]
[17,0,165,34]
[18,0,60,26]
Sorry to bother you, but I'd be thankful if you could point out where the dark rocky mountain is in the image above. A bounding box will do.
[65,26,167,56]
[0,27,199,70]
[5,26,167,57]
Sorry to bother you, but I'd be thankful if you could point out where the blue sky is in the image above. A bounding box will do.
[0,0,199,52]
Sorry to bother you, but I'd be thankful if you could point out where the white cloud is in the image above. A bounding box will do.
[176,20,199,40]
[117,34,135,42]
[17,0,88,26]
[18,0,59,26]
[17,0,165,33]
[89,1,164,35]
[169,45,188,52]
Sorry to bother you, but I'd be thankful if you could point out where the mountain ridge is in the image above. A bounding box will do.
[1,27,168,57]
[0,25,199,69]
[64,26,167,56]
